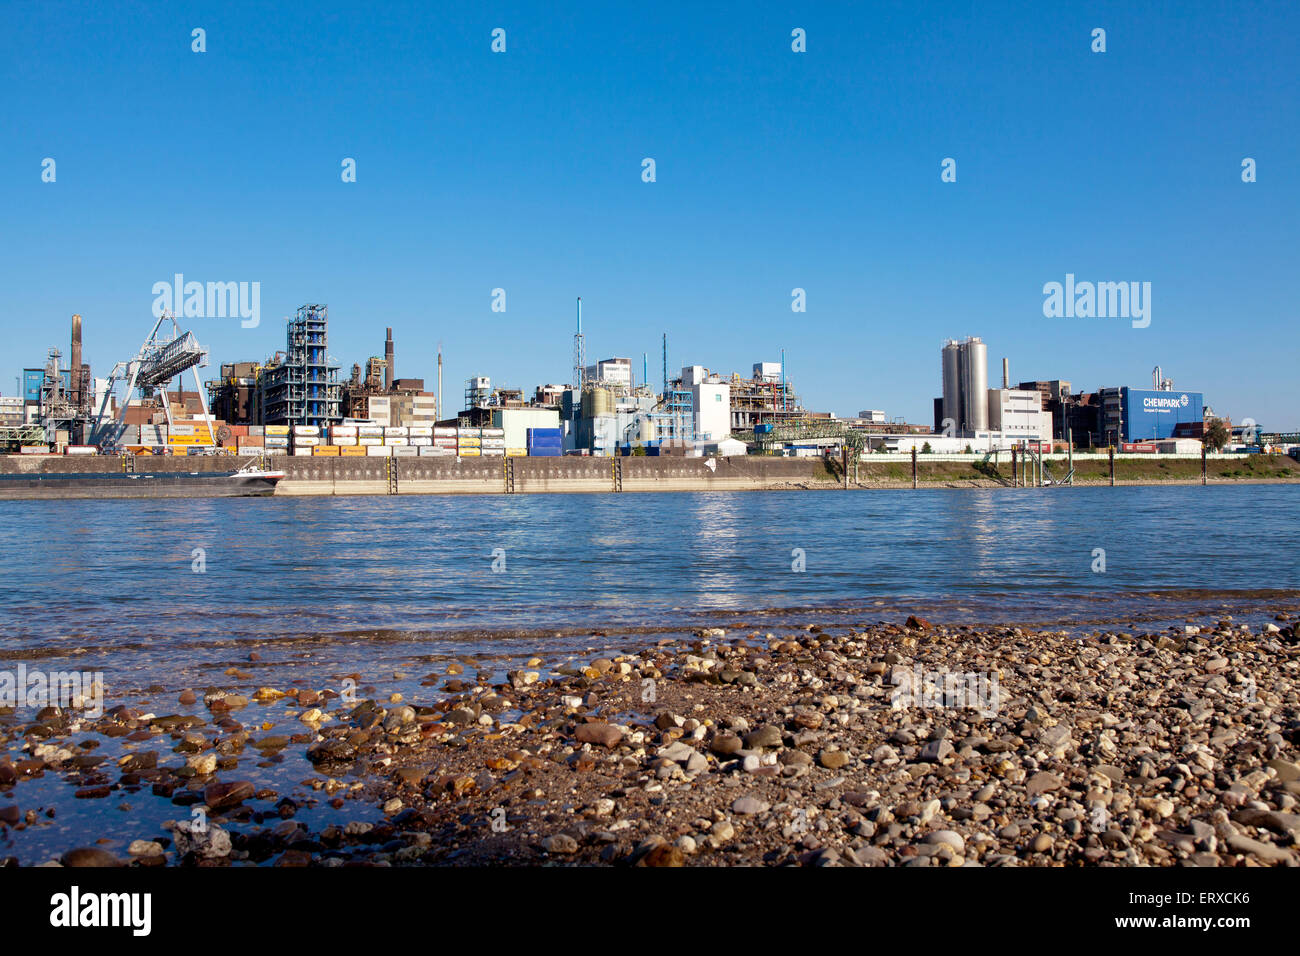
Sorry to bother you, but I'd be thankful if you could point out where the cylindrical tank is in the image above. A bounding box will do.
[636,414,657,442]
[581,388,613,418]
[941,341,961,430]
[964,337,989,432]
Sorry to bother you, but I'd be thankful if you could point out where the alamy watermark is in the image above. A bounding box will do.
[152,273,260,328]
[891,665,999,718]
[1042,274,1150,328]
[1,664,104,718]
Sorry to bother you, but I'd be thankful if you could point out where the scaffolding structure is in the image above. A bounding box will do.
[258,305,342,427]
[39,348,80,443]
[728,372,803,431]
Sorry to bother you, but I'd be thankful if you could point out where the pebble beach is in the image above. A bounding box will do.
[6,608,1300,868]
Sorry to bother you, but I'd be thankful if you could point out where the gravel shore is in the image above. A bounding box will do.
[7,611,1300,867]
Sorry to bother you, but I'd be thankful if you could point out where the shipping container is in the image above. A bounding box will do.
[366,445,393,457]
[458,448,481,457]
[292,436,320,447]
[384,426,408,437]
[265,425,290,436]
[312,446,340,456]
[358,436,383,446]
[339,445,367,456]
[480,448,504,457]
[418,445,455,456]
[292,448,313,456]
[529,447,562,457]
[433,426,458,437]
[384,436,409,446]
[247,425,264,436]
[292,425,320,436]
[357,425,384,437]
[481,438,506,449]
[409,436,432,446]
[407,425,433,437]
[393,445,418,457]
[331,426,358,438]
[19,446,52,455]
[457,436,481,447]
[505,448,527,456]
[481,427,505,437]
[457,427,481,437]
[331,436,357,446]
[64,445,98,456]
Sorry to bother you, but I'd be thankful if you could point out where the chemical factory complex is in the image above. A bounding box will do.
[1,300,1292,465]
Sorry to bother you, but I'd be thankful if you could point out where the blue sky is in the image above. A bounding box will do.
[2,1,1297,427]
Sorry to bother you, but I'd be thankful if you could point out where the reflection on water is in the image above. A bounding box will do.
[0,486,1296,661]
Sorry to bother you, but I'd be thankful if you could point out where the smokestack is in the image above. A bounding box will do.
[1002,357,1009,389]
[384,327,394,392]
[70,314,83,405]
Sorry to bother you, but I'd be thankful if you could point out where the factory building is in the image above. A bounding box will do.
[693,375,731,441]
[257,305,342,429]
[583,357,632,388]
[207,362,259,424]
[1099,386,1205,444]
[490,406,562,450]
[986,388,1054,440]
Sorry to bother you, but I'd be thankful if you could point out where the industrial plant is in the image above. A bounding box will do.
[2,299,1293,463]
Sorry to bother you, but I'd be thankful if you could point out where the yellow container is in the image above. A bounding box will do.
[264,425,290,436]
[312,446,340,456]
[459,448,481,457]
[457,437,481,447]
[505,448,527,457]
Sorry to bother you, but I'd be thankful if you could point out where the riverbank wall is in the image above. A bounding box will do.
[1,453,1296,496]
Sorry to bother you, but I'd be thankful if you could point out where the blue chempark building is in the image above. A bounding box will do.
[1120,388,1205,441]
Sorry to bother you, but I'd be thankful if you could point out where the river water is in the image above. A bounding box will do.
[1,486,1297,863]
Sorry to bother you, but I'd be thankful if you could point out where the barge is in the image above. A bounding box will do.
[0,466,284,500]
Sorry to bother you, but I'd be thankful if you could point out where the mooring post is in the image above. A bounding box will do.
[1202,443,1208,486]
[911,447,917,489]
[1011,446,1018,487]
[1109,446,1115,487]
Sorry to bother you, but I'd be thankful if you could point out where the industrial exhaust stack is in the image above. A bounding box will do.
[573,297,585,390]
[1002,357,1009,389]
[70,313,83,407]
[384,327,394,391]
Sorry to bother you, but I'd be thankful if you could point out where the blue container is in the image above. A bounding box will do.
[528,447,562,457]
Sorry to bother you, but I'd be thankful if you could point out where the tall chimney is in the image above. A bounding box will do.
[1002,357,1009,389]
[384,327,394,392]
[70,314,83,406]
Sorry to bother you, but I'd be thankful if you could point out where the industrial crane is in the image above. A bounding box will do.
[90,312,216,449]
